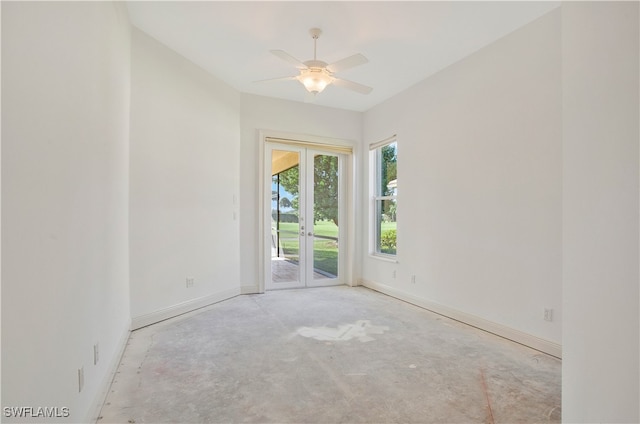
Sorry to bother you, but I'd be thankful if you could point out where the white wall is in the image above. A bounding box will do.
[129,29,241,327]
[562,2,639,422]
[239,94,362,292]
[361,9,563,355]
[3,2,638,422]
[1,2,131,422]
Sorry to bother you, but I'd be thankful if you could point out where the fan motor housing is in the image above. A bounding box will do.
[304,60,329,70]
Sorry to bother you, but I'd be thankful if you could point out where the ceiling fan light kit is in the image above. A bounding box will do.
[299,68,333,94]
[260,28,372,98]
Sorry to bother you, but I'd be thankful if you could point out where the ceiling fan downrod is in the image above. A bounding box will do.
[309,28,322,61]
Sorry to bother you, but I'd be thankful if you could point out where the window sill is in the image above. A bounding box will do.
[368,254,398,264]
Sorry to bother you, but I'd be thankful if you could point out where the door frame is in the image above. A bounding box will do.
[258,130,357,293]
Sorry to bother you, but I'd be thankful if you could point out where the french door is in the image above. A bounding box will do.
[265,142,347,290]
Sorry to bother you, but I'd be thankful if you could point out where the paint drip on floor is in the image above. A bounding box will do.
[296,320,389,342]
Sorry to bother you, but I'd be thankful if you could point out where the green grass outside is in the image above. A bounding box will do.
[275,220,398,273]
[280,220,397,236]
[381,222,397,232]
[276,221,339,276]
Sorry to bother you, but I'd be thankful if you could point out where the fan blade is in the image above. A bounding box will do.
[254,76,298,84]
[332,77,373,95]
[270,50,308,69]
[326,54,368,73]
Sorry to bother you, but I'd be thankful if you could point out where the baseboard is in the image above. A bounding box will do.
[87,321,131,424]
[131,287,241,330]
[360,278,562,359]
[241,284,261,294]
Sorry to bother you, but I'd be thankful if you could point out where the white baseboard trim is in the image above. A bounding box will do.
[131,287,241,330]
[241,284,261,294]
[87,321,131,424]
[360,278,562,359]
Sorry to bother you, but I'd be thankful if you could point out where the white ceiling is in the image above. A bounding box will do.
[126,1,560,112]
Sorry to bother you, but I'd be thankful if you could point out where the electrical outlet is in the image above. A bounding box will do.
[544,308,554,322]
[186,278,194,288]
[411,275,416,284]
[392,270,396,278]
[94,343,99,365]
[78,367,84,392]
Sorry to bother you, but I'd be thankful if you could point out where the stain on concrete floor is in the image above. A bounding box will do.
[297,320,389,342]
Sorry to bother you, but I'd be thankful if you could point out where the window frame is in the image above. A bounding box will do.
[369,136,397,259]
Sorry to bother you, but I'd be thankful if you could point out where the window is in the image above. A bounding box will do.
[371,138,397,256]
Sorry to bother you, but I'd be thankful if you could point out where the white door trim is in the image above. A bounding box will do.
[258,130,357,293]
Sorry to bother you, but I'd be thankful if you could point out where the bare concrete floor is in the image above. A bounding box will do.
[99,286,561,423]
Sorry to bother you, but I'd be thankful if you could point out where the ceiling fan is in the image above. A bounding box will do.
[258,28,372,99]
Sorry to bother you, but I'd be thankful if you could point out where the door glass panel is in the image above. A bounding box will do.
[271,150,301,284]
[312,154,339,281]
